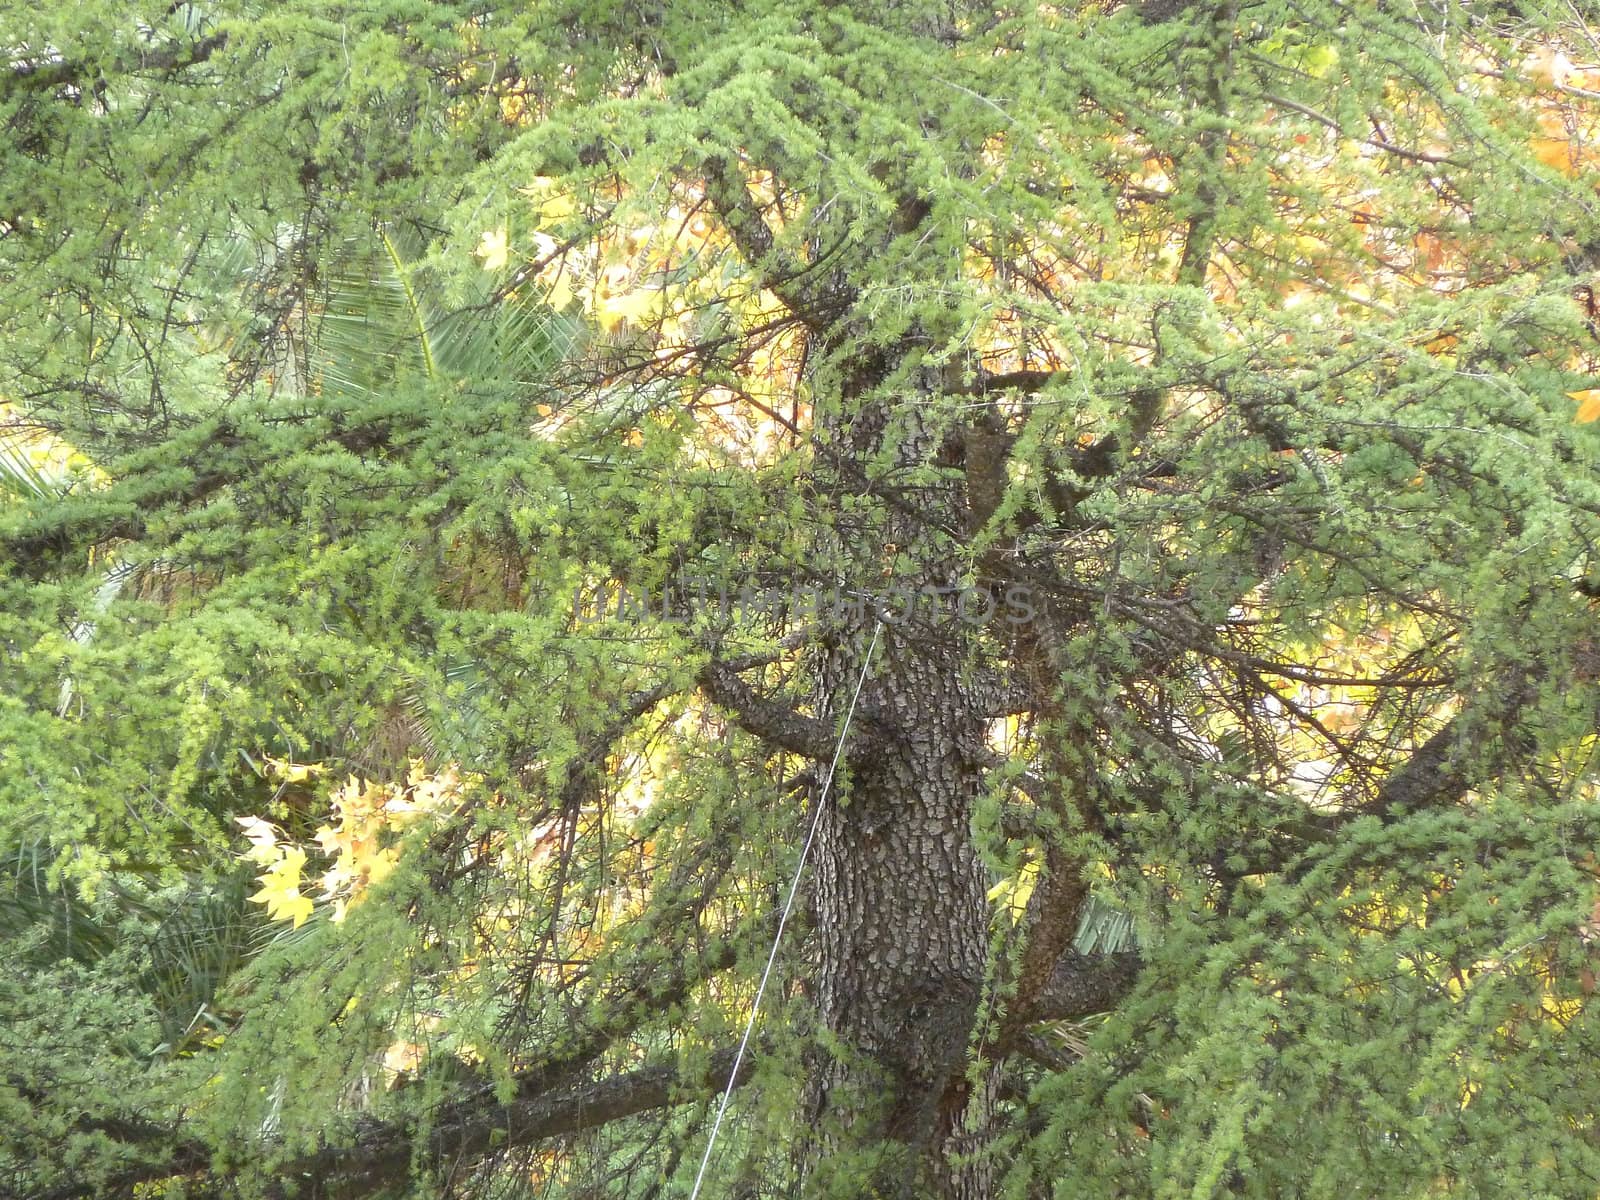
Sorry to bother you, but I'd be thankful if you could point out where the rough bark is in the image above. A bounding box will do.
[806,628,995,1196]
[794,336,1001,1198]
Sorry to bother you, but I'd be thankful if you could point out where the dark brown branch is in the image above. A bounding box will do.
[1007,844,1092,1028]
[43,1047,751,1200]
[1021,950,1145,1025]
[954,368,1063,396]
[1013,1030,1086,1073]
[3,33,229,98]
[42,935,743,1200]
[1218,671,1541,878]
[697,660,840,759]
[277,1048,750,1199]
[701,156,838,330]
[1332,670,1536,822]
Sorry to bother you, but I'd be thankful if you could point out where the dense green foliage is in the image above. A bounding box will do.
[4,1,1600,1197]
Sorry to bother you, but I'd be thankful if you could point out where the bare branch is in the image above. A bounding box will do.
[1022,950,1145,1025]
[698,660,840,759]
[1259,91,1463,165]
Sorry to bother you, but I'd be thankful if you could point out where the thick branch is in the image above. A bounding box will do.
[702,156,839,330]
[43,935,741,1200]
[957,383,1166,540]
[1351,707,1478,819]
[698,660,840,759]
[3,33,229,98]
[271,1047,750,1199]
[1021,949,1145,1025]
[43,1047,750,1200]
[1006,845,1092,1030]
[954,368,1062,396]
[1223,672,1540,877]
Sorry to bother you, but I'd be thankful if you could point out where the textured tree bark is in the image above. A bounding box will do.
[806,632,994,1195]
[799,347,999,1197]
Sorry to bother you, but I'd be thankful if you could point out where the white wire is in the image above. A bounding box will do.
[686,619,884,1200]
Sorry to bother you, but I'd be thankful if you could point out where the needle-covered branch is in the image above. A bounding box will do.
[41,1046,751,1200]
[702,155,843,332]
[1,33,229,98]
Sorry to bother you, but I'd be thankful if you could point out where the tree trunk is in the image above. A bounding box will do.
[802,353,997,1197]
[806,632,994,1194]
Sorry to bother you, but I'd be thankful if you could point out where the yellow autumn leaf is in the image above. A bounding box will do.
[516,178,578,224]
[1527,46,1574,88]
[987,859,1040,924]
[543,271,574,312]
[406,764,463,812]
[321,855,363,921]
[249,846,314,928]
[235,815,282,866]
[1533,136,1578,175]
[596,288,655,332]
[364,846,401,889]
[381,1038,426,1083]
[475,228,509,272]
[256,844,306,885]
[261,754,320,784]
[538,192,576,224]
[273,890,315,928]
[1568,388,1600,424]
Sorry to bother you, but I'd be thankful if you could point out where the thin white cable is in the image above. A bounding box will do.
[686,619,884,1200]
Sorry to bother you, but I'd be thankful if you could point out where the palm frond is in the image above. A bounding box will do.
[403,655,496,764]
[1072,894,1139,956]
[0,436,67,502]
[306,228,573,409]
[0,842,119,963]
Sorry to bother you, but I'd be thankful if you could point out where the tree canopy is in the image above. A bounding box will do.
[4,1,1600,1197]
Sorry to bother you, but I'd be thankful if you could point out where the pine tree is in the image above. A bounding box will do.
[5,2,1600,1197]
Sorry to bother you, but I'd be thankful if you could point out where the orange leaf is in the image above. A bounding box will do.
[1568,389,1600,423]
[1533,137,1578,174]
